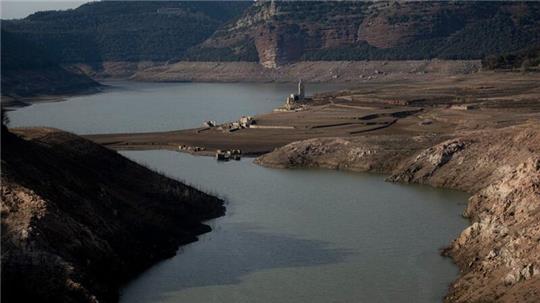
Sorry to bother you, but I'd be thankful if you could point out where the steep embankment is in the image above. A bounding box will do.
[1,127,225,303]
[256,123,540,302]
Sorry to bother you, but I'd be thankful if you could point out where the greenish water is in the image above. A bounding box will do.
[8,81,469,302]
[119,151,468,303]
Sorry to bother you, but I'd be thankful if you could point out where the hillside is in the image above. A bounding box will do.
[1,30,101,99]
[198,1,540,67]
[3,1,539,70]
[1,1,251,65]
[1,126,225,303]
[482,46,540,70]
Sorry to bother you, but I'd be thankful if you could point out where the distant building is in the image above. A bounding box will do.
[298,79,305,99]
[275,79,307,112]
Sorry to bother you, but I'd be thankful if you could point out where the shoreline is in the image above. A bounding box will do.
[68,59,481,83]
[1,127,226,303]
[5,70,540,302]
[84,71,540,302]
[1,85,108,109]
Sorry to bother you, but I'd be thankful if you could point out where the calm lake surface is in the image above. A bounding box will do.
[8,81,469,302]
[8,81,349,134]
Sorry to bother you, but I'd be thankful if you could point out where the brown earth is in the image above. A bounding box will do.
[129,60,480,83]
[1,126,225,303]
[88,71,539,155]
[86,70,540,302]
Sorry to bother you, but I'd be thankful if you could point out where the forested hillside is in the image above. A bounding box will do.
[1,1,251,65]
[2,1,540,68]
[482,46,540,70]
[1,30,100,98]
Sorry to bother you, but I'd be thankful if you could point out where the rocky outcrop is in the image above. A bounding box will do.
[393,127,540,303]
[1,127,225,303]
[257,123,540,302]
[444,156,540,303]
[255,134,446,173]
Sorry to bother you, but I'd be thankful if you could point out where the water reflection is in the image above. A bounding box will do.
[119,151,468,303]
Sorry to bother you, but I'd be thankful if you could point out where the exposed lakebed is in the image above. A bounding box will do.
[8,81,468,302]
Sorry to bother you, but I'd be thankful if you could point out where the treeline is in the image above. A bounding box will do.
[1,30,100,97]
[481,46,540,70]
[303,9,540,61]
[2,1,251,65]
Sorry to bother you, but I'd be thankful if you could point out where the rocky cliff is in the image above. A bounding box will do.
[197,1,540,67]
[256,123,540,302]
[1,127,225,303]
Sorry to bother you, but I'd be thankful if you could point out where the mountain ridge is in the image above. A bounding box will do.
[3,1,540,70]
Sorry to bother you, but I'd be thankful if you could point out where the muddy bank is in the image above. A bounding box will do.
[256,123,540,302]
[0,127,225,303]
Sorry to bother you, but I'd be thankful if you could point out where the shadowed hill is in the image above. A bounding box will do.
[1,127,225,303]
[1,30,101,99]
[1,1,252,65]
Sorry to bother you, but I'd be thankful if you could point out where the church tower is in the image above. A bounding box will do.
[298,79,305,99]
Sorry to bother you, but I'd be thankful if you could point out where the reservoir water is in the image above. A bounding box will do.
[8,81,469,303]
[8,81,348,134]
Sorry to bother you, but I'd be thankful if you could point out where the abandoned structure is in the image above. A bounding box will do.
[451,104,478,110]
[276,79,306,112]
[203,120,217,127]
[215,149,242,161]
[178,145,205,152]
[239,116,255,128]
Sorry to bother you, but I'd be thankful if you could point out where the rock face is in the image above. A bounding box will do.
[198,1,540,67]
[257,124,540,302]
[393,127,540,303]
[1,127,225,303]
